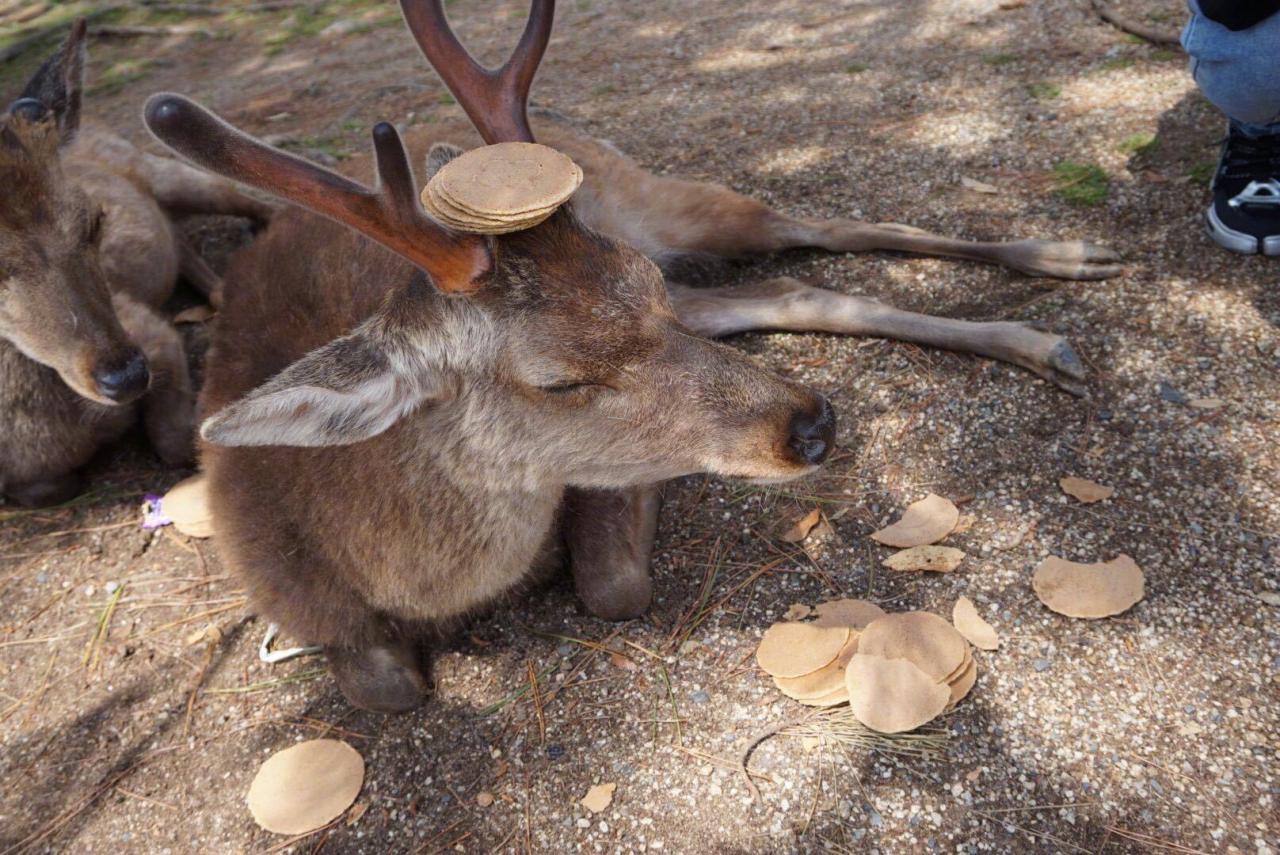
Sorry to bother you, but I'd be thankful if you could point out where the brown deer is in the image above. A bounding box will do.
[144,0,1119,712]
[0,22,273,507]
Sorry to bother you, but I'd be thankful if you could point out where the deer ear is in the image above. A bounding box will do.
[200,327,442,448]
[14,19,86,144]
[424,143,464,180]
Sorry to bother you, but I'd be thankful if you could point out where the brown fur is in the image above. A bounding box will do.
[178,1,1118,712]
[0,27,272,506]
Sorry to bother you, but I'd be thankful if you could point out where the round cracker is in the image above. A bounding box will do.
[869,493,959,548]
[941,645,973,685]
[952,596,999,650]
[436,142,581,216]
[162,473,214,538]
[797,684,849,708]
[845,653,950,734]
[857,611,967,682]
[811,598,886,630]
[428,180,558,225]
[1032,554,1145,619]
[246,739,364,835]
[434,179,562,222]
[755,622,850,678]
[421,183,556,234]
[772,634,858,699]
[946,657,978,708]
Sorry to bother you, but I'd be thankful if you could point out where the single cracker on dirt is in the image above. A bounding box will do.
[246,739,364,835]
[952,596,999,650]
[869,493,960,548]
[1032,554,1145,618]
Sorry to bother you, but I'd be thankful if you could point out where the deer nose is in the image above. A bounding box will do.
[93,350,150,404]
[787,395,836,465]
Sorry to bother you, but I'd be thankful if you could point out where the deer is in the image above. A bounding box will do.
[143,0,1121,712]
[0,21,274,507]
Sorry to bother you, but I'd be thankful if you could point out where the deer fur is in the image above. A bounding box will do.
[147,0,1120,712]
[0,23,273,507]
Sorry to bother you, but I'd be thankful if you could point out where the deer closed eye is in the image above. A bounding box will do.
[83,208,104,245]
[539,381,608,396]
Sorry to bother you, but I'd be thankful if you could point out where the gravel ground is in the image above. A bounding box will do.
[1,0,1277,852]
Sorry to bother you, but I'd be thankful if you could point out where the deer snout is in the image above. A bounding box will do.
[92,349,150,404]
[786,395,836,465]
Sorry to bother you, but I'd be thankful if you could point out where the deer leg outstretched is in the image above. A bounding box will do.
[764,218,1124,281]
[564,484,662,621]
[577,156,1124,280]
[669,278,1088,395]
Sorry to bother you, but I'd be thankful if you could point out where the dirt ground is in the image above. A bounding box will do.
[2,0,1278,852]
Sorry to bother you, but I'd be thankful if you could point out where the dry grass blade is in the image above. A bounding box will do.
[783,707,948,759]
[82,583,124,668]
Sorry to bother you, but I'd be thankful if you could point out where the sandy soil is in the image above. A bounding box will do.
[1,0,1277,852]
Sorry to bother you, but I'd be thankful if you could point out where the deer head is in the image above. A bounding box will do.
[145,0,836,486]
[0,21,150,405]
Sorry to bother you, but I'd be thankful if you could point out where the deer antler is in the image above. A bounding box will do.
[143,94,490,294]
[399,0,554,144]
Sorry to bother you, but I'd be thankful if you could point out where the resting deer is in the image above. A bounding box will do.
[0,22,273,507]
[145,0,1120,712]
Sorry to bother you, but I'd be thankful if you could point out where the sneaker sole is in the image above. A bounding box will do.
[1206,204,1280,256]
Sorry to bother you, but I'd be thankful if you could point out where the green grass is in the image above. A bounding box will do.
[437,92,456,105]
[1100,56,1135,71]
[281,133,350,161]
[1026,81,1060,101]
[591,83,616,96]
[981,52,1019,67]
[844,61,869,74]
[87,59,153,97]
[1118,132,1157,156]
[1052,161,1110,207]
[1187,160,1216,184]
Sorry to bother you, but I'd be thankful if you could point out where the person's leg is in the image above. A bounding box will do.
[1182,1,1280,254]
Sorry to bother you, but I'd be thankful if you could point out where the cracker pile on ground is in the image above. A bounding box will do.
[756,599,978,732]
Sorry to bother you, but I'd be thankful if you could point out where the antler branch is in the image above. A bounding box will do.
[399,0,554,144]
[144,94,490,293]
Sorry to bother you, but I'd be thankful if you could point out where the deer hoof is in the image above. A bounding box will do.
[1005,240,1125,280]
[327,644,429,714]
[578,569,653,622]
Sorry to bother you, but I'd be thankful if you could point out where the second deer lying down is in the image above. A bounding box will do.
[0,23,273,507]
[147,0,1119,712]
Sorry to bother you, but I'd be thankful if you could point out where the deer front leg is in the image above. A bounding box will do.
[669,279,1088,396]
[326,641,430,714]
[564,484,662,621]
[113,295,194,464]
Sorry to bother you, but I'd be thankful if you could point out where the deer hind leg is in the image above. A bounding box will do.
[139,151,277,225]
[623,175,1122,281]
[564,484,662,621]
[669,278,1088,396]
[174,230,225,308]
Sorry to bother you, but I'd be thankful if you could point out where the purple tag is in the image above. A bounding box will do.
[141,494,172,530]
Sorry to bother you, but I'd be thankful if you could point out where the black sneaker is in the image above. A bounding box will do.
[1207,124,1280,256]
